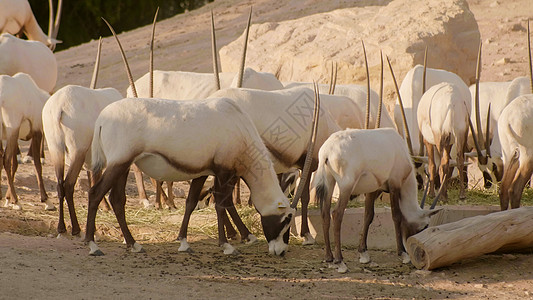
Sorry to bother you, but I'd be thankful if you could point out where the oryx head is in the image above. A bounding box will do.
[467,41,503,188]
[262,82,321,256]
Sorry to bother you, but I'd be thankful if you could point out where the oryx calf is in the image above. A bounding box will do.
[312,128,439,273]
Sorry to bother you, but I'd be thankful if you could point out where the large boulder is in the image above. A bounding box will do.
[220,0,480,90]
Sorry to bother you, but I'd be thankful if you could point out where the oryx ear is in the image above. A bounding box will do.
[425,208,443,217]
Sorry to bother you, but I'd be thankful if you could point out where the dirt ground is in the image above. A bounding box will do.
[2,0,533,299]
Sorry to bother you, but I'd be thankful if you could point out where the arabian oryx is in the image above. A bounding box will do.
[42,37,127,237]
[311,128,441,273]
[497,20,533,210]
[417,79,471,201]
[0,0,62,50]
[0,33,57,93]
[83,17,318,257]
[393,63,469,157]
[0,72,52,210]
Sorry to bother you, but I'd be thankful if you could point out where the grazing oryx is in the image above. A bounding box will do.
[208,85,347,244]
[83,17,317,257]
[497,20,533,210]
[498,94,533,210]
[0,0,62,50]
[0,72,51,210]
[312,128,440,273]
[42,38,125,236]
[0,33,57,93]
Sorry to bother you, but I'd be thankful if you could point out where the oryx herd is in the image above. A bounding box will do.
[1,1,532,274]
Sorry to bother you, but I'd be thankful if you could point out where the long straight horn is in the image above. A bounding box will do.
[149,7,159,98]
[90,37,103,89]
[362,41,371,129]
[485,103,492,157]
[291,82,320,209]
[47,0,54,41]
[527,19,533,94]
[332,62,337,94]
[387,56,414,155]
[420,174,430,209]
[328,61,334,94]
[102,18,137,98]
[236,7,252,88]
[376,50,383,129]
[52,0,63,39]
[468,115,484,162]
[430,173,448,210]
[419,46,428,156]
[211,10,221,90]
[474,41,485,151]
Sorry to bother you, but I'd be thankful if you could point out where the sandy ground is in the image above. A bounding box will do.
[1,0,533,299]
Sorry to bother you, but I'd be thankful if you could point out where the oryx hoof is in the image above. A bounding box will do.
[88,241,104,256]
[302,233,315,246]
[245,234,258,244]
[22,155,33,164]
[90,249,105,256]
[222,243,239,255]
[131,242,145,253]
[11,203,22,211]
[140,199,154,209]
[359,251,371,264]
[401,252,411,264]
[178,239,192,253]
[336,261,348,273]
[44,200,56,211]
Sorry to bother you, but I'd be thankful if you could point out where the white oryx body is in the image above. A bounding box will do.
[127,67,283,99]
[283,82,396,130]
[86,97,295,256]
[0,33,57,93]
[0,72,50,210]
[394,65,468,155]
[42,85,123,235]
[209,86,350,244]
[0,0,61,49]
[311,128,438,273]
[418,82,471,200]
[498,94,533,210]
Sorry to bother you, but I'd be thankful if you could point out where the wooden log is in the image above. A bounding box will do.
[406,207,533,270]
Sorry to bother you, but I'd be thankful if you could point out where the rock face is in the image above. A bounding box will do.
[220,0,480,89]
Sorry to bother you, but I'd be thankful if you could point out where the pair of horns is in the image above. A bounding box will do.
[359,41,384,130]
[420,173,448,210]
[47,0,63,50]
[291,82,321,209]
[101,7,159,98]
[211,7,253,90]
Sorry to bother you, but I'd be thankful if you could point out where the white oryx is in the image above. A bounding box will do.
[129,68,283,99]
[497,21,533,210]
[0,72,51,210]
[311,128,440,273]
[42,38,125,236]
[283,83,396,130]
[417,81,471,201]
[0,33,57,93]
[498,94,533,210]
[0,0,62,50]
[393,64,469,157]
[83,17,317,257]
